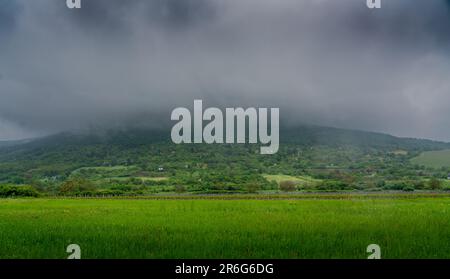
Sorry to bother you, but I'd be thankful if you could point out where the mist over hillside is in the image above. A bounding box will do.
[2,0,450,141]
[0,125,449,162]
[0,125,450,155]
[7,125,450,147]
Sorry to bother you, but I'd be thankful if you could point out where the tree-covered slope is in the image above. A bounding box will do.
[0,125,449,194]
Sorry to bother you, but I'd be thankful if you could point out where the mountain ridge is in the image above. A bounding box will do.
[1,124,449,154]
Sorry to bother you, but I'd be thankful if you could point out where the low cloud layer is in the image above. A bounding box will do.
[0,0,450,140]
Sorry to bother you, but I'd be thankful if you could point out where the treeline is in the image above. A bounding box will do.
[1,176,449,198]
[283,178,448,192]
[0,185,40,198]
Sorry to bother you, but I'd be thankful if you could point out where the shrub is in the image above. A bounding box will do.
[245,183,261,193]
[316,181,350,191]
[59,178,95,195]
[174,185,187,193]
[279,180,297,192]
[98,189,126,196]
[111,185,133,192]
[383,181,412,191]
[428,178,442,190]
[413,180,426,190]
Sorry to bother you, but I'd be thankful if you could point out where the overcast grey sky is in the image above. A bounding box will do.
[0,0,450,141]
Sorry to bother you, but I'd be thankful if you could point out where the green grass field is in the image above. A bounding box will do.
[411,149,450,168]
[0,196,449,259]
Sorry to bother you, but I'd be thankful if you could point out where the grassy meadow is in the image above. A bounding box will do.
[411,149,450,168]
[0,196,450,259]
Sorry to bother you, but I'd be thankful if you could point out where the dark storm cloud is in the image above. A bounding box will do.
[56,0,216,35]
[1,0,450,141]
[351,0,450,47]
[0,0,21,36]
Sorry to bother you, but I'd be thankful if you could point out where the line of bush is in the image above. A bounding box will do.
[0,185,40,197]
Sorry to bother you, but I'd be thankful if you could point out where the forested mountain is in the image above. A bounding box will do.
[1,125,449,196]
[1,124,448,157]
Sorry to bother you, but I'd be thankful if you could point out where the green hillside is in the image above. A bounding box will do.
[412,149,450,168]
[1,125,450,196]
